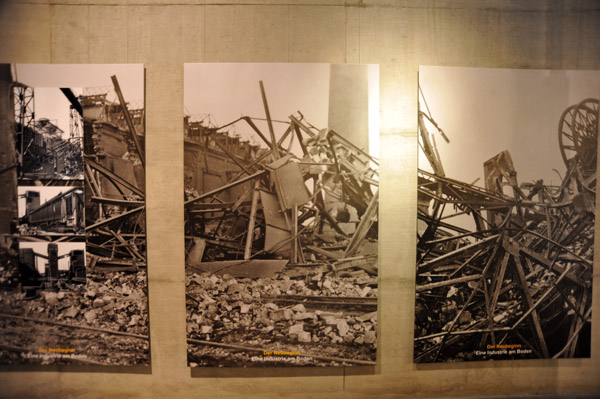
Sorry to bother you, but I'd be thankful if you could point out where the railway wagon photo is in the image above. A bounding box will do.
[18,186,84,236]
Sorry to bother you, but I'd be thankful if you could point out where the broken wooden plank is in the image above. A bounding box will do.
[86,158,144,198]
[94,258,140,270]
[306,245,342,260]
[259,80,279,159]
[110,229,144,261]
[488,251,510,317]
[344,189,378,258]
[292,204,299,263]
[187,237,207,267]
[91,196,145,207]
[415,274,481,292]
[503,237,587,287]
[512,254,550,358]
[244,180,261,260]
[552,307,593,359]
[111,75,144,168]
[85,206,144,232]
[187,259,288,278]
[185,171,267,206]
[418,234,499,272]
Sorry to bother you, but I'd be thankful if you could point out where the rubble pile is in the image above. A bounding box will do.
[414,96,597,362]
[186,270,377,366]
[0,269,150,365]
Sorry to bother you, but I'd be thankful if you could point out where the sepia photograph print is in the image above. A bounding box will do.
[414,66,599,362]
[0,64,150,367]
[17,185,84,236]
[184,63,379,367]
[14,86,84,181]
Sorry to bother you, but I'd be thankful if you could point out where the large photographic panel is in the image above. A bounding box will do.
[184,63,379,367]
[0,64,149,367]
[415,67,599,363]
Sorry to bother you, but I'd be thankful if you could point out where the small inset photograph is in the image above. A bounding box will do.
[18,240,86,293]
[14,86,84,181]
[18,185,84,236]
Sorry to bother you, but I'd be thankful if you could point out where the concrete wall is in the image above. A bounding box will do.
[0,0,599,397]
[329,64,369,152]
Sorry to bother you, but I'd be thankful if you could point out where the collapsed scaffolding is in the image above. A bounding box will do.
[185,82,378,273]
[415,91,597,362]
[82,76,146,271]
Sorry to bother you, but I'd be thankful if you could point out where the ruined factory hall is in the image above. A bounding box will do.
[183,64,379,367]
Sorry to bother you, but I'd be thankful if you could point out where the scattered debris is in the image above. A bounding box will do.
[186,270,377,366]
[185,80,379,366]
[0,69,150,367]
[0,249,150,365]
[414,93,597,362]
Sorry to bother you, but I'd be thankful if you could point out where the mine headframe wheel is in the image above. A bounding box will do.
[558,98,599,178]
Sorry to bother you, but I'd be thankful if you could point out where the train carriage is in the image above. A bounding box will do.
[21,187,84,234]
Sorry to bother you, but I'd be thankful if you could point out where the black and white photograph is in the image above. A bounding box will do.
[184,63,379,367]
[414,67,599,362]
[14,85,84,181]
[17,241,86,292]
[17,185,84,236]
[0,64,150,367]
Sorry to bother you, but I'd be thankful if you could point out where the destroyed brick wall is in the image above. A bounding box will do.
[184,139,253,202]
[184,118,262,202]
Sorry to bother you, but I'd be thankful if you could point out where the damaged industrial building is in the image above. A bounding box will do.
[14,85,83,181]
[82,76,146,272]
[184,64,379,367]
[414,70,596,363]
[0,64,149,366]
